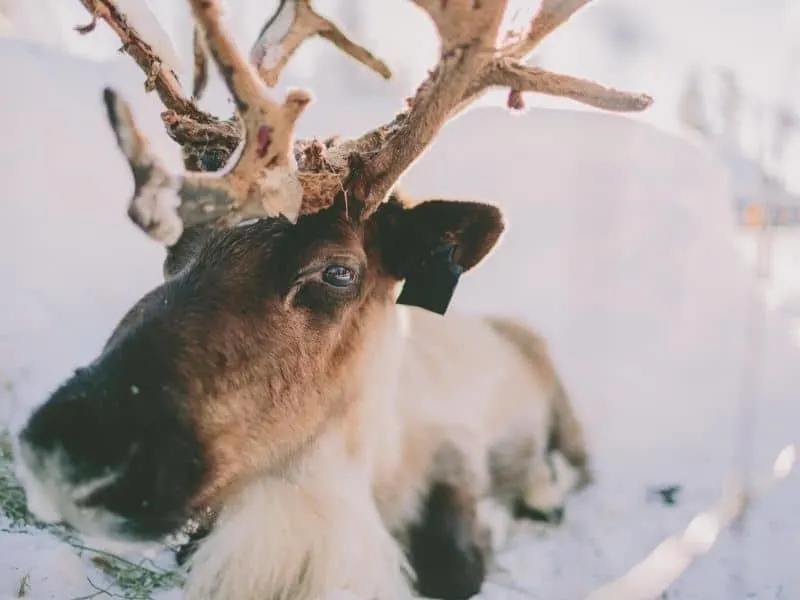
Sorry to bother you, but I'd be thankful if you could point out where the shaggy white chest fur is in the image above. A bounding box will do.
[182,306,415,600]
[183,434,415,600]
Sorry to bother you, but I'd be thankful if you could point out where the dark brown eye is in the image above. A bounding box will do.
[322,265,356,287]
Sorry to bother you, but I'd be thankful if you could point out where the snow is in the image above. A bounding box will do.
[0,12,799,600]
[1,534,91,598]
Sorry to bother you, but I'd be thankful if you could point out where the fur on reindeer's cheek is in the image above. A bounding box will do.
[293,280,362,321]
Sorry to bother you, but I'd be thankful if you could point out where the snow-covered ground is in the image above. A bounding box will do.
[1,1,799,598]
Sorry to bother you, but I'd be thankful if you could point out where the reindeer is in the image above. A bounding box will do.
[12,1,652,598]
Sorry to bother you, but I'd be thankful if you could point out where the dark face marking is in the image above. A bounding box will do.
[18,361,206,540]
[17,194,505,545]
[406,482,489,600]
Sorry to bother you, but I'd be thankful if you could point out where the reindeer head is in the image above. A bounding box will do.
[15,0,651,545]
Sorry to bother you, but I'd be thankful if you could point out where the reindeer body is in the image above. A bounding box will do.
[183,304,589,600]
[374,308,588,530]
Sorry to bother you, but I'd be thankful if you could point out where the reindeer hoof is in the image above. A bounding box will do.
[513,500,565,525]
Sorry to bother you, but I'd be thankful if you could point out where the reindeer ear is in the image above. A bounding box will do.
[380,199,505,279]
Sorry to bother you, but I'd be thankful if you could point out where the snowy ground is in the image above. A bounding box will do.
[0,15,799,600]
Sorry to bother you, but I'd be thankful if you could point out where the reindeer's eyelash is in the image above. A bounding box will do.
[293,259,362,286]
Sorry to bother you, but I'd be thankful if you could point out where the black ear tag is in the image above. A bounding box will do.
[396,243,464,315]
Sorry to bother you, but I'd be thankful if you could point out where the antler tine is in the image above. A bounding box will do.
[335,0,652,219]
[503,0,593,60]
[77,0,202,118]
[188,0,311,174]
[104,82,306,247]
[250,0,392,87]
[479,0,652,113]
[77,0,246,172]
[346,0,510,218]
[103,89,233,246]
[479,61,653,112]
[192,24,210,100]
[102,0,321,244]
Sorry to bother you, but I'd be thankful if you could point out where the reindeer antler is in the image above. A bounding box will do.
[104,0,315,243]
[336,0,653,218]
[190,0,392,99]
[83,0,391,243]
[250,0,391,87]
[77,0,243,172]
[290,0,653,219]
[89,0,652,242]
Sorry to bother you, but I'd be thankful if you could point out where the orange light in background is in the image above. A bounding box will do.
[743,204,765,227]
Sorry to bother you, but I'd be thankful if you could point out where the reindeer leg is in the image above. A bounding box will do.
[406,481,489,600]
[404,442,497,600]
[515,409,590,525]
[489,433,567,525]
[513,448,567,525]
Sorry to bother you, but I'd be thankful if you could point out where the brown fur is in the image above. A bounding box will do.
[168,210,404,509]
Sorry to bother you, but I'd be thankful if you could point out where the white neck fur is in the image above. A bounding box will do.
[183,306,415,600]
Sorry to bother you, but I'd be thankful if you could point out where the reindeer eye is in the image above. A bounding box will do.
[322,265,356,287]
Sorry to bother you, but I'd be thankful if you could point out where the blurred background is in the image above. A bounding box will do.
[0,1,798,598]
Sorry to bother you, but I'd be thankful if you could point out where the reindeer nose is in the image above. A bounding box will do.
[13,435,64,525]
